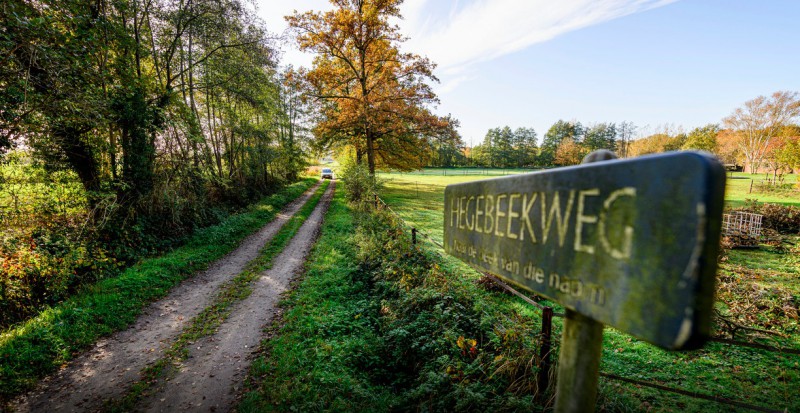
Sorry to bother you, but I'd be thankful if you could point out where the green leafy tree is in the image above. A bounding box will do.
[682,124,720,153]
[427,116,465,167]
[494,126,515,168]
[775,136,800,174]
[513,127,538,167]
[1,0,110,193]
[663,133,688,151]
[540,120,583,166]
[476,128,499,167]
[583,123,617,152]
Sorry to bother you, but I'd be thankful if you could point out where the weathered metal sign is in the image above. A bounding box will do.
[444,152,725,349]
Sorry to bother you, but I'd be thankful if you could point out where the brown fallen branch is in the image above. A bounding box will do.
[713,309,786,339]
[600,372,786,413]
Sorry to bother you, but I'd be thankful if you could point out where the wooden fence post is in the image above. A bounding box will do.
[554,309,604,412]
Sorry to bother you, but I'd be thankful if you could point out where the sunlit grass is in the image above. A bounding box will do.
[237,188,398,412]
[724,171,799,207]
[106,181,330,412]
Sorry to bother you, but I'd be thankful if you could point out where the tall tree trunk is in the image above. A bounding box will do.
[109,125,117,181]
[366,131,376,175]
[55,124,102,193]
[118,87,156,202]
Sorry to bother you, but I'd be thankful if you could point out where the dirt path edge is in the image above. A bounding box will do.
[137,181,336,413]
[10,182,323,413]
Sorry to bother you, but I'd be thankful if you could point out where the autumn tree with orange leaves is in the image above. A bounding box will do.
[723,91,800,173]
[553,137,587,166]
[288,0,459,174]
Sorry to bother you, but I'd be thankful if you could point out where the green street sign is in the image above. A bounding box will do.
[444,152,725,350]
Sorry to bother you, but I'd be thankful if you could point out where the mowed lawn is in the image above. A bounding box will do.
[725,171,799,207]
[379,170,799,238]
[377,169,800,412]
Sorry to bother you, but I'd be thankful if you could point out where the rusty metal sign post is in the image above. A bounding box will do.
[443,151,725,412]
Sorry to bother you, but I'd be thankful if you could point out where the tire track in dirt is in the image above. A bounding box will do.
[10,182,322,413]
[136,181,335,413]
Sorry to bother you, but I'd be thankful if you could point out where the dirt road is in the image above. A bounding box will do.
[11,181,334,412]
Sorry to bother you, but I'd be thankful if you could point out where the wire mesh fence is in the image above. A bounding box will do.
[723,211,763,238]
[722,211,763,248]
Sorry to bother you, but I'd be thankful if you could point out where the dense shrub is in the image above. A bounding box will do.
[736,200,800,234]
[338,159,382,207]
[0,156,119,326]
[758,203,800,234]
[0,239,120,326]
[0,152,305,329]
[347,203,544,410]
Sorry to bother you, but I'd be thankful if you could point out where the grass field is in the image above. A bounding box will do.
[384,168,534,177]
[377,171,800,412]
[724,171,799,207]
[382,169,800,210]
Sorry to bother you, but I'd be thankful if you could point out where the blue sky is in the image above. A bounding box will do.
[256,0,800,146]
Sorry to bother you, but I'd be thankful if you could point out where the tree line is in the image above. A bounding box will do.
[627,91,800,174]
[4,1,798,217]
[435,121,634,169]
[2,0,798,326]
[431,91,800,172]
[1,0,308,237]
[1,0,313,323]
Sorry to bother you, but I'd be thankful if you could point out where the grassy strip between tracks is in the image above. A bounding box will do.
[0,178,318,405]
[104,180,330,412]
[235,188,397,412]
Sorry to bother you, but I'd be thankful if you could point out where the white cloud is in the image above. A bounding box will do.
[254,0,677,89]
[437,74,474,95]
[402,0,678,76]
